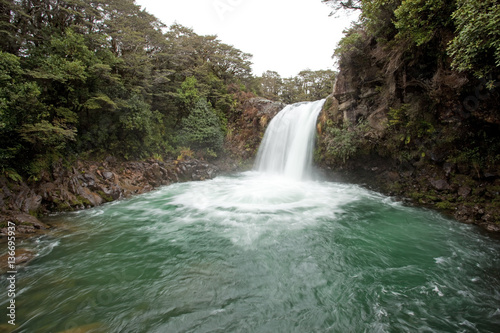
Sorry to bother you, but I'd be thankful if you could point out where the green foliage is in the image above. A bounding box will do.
[330,0,499,79]
[2,168,22,182]
[178,77,200,108]
[394,0,453,46]
[447,0,500,78]
[118,94,166,159]
[388,103,435,139]
[177,147,194,161]
[334,24,366,62]
[177,99,224,152]
[20,120,77,151]
[325,120,369,163]
[359,0,400,38]
[0,0,257,174]
[257,69,336,104]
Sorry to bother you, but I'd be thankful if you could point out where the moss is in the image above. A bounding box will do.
[436,201,453,210]
[56,201,73,212]
[408,191,424,200]
[450,174,476,187]
[76,195,92,206]
[322,96,334,112]
[96,190,113,202]
[29,210,42,218]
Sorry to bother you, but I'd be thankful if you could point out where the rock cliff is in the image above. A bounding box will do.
[316,35,500,233]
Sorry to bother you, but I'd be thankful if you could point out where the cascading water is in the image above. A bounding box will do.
[254,99,325,180]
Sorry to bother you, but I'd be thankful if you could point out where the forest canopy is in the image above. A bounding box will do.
[0,0,333,178]
[323,0,500,79]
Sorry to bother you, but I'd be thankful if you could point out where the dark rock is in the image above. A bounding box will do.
[383,171,400,182]
[105,155,117,165]
[430,179,451,191]
[430,151,446,163]
[457,163,470,174]
[10,212,48,230]
[77,186,104,207]
[443,163,455,177]
[147,163,162,181]
[360,87,378,99]
[458,186,471,198]
[485,223,500,232]
[484,172,497,180]
[247,97,286,118]
[1,212,49,238]
[207,167,217,179]
[338,100,355,112]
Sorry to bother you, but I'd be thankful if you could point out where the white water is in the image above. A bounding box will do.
[254,99,325,180]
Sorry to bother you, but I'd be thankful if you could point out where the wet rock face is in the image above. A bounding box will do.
[246,97,286,119]
[0,158,219,237]
[330,62,387,135]
[224,97,286,163]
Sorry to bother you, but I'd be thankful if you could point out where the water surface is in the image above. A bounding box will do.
[5,172,500,332]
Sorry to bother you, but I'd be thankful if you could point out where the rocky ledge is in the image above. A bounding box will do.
[0,157,219,238]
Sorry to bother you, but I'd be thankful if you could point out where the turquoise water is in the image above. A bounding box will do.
[3,172,500,332]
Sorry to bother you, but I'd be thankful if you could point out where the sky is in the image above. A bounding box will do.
[135,0,358,78]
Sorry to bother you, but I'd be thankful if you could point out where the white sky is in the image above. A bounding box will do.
[135,0,357,78]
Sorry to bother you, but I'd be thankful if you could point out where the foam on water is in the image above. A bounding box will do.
[140,172,369,246]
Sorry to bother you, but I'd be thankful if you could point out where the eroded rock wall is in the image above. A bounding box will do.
[0,158,218,237]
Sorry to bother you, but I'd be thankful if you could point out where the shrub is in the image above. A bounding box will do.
[176,98,224,152]
[325,120,369,162]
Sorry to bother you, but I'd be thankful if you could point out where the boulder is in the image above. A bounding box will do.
[102,171,114,180]
[430,179,451,191]
[458,186,471,198]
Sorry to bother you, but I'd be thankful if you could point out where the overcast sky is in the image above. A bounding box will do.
[135,0,357,78]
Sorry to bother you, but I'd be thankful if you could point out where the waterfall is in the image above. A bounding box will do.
[254,99,325,180]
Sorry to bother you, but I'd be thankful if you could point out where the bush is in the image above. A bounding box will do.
[176,98,224,152]
[325,120,369,162]
[447,0,500,78]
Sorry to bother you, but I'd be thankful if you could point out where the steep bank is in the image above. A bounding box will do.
[0,158,219,237]
[315,29,500,233]
[224,97,286,163]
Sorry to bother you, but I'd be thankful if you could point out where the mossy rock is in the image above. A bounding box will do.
[96,191,113,202]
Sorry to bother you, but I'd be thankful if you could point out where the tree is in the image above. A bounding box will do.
[176,98,224,152]
[322,0,362,15]
[394,0,454,46]
[258,69,335,104]
[0,52,44,168]
[447,0,500,78]
[259,70,283,100]
[117,94,165,158]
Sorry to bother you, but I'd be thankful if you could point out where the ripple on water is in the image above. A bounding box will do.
[7,172,500,333]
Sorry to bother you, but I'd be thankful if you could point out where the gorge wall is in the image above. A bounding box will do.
[316,32,500,233]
